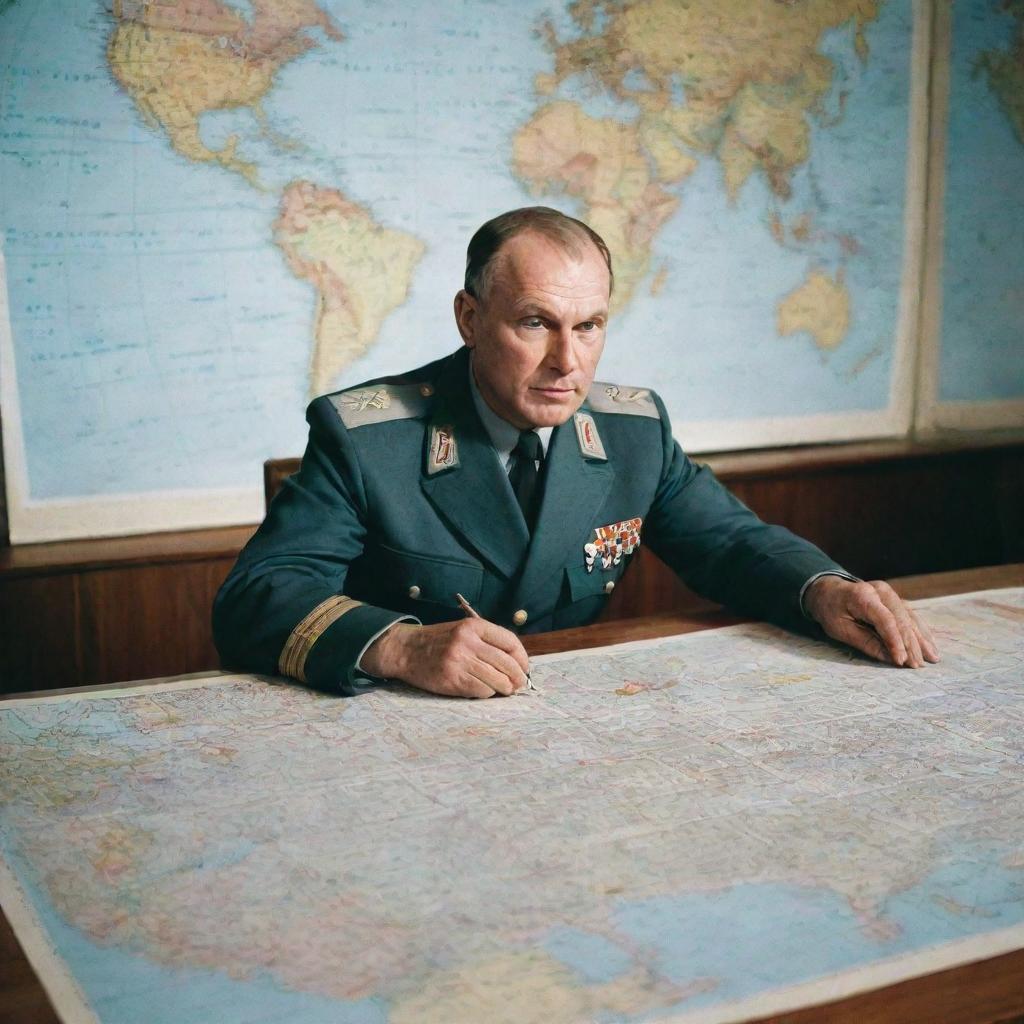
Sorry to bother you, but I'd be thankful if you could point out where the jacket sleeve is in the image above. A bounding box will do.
[642,393,852,633]
[212,398,414,694]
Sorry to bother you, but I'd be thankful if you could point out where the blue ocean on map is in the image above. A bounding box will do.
[4,823,1023,1023]
[611,1,912,424]
[0,833,388,1024]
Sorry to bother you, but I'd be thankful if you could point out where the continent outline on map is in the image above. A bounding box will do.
[105,0,427,396]
[513,0,885,351]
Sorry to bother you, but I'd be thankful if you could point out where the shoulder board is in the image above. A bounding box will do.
[586,382,661,419]
[327,380,435,429]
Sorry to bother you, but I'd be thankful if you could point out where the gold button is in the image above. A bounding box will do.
[604,580,615,594]
[419,383,434,397]
[408,585,421,599]
[512,609,528,627]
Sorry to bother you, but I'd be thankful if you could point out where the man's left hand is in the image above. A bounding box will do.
[804,576,940,668]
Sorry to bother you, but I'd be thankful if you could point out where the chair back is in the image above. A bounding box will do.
[263,457,301,511]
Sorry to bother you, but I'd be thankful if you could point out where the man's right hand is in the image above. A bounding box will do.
[359,619,531,698]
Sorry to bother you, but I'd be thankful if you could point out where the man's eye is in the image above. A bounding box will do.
[578,321,598,332]
[522,317,544,328]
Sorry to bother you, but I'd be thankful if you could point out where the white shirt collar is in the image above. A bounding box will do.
[468,356,553,470]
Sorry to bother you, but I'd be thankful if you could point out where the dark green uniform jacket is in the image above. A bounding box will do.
[213,347,847,694]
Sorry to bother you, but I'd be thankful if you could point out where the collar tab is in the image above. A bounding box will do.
[426,423,460,475]
[573,411,608,462]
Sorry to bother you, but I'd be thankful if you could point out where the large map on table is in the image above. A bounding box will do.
[2,589,1024,1024]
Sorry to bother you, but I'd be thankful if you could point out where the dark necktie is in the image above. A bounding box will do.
[508,429,543,531]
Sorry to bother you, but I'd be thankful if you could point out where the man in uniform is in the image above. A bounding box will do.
[213,207,938,697]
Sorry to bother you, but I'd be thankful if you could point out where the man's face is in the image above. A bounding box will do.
[454,231,610,429]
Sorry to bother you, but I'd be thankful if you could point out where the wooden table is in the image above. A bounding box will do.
[3,564,1023,1024]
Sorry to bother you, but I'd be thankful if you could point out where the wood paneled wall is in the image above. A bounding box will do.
[0,529,253,694]
[2,436,1022,694]
[604,437,1024,619]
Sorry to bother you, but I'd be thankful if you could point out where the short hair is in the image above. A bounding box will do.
[463,206,614,301]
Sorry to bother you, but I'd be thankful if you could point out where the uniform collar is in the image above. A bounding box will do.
[419,347,613,594]
[419,349,529,579]
[467,355,553,468]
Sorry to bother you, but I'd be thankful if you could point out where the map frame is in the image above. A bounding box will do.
[915,0,1024,434]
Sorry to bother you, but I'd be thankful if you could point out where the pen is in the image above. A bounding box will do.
[454,592,541,694]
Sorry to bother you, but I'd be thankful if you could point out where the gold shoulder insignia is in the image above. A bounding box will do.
[328,381,434,429]
[586,382,661,419]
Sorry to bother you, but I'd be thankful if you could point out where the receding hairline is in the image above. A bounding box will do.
[485,229,611,297]
[463,207,614,303]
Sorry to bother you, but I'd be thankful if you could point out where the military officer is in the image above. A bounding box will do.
[213,207,938,697]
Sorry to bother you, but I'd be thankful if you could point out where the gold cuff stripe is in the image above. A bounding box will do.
[278,595,362,682]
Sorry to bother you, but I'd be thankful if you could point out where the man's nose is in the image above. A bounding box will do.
[546,326,578,375]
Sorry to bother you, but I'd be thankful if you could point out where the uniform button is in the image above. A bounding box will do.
[512,609,528,627]
[408,585,421,599]
[604,580,615,594]
[419,383,434,397]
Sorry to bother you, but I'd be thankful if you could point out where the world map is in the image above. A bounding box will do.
[0,0,923,541]
[2,589,1023,1022]
[98,0,897,391]
[0,0,1020,543]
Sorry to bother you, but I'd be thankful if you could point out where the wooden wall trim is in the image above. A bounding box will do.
[0,525,256,580]
[2,436,1021,581]
[699,431,1024,480]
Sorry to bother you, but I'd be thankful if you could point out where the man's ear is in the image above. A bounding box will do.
[453,290,477,348]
